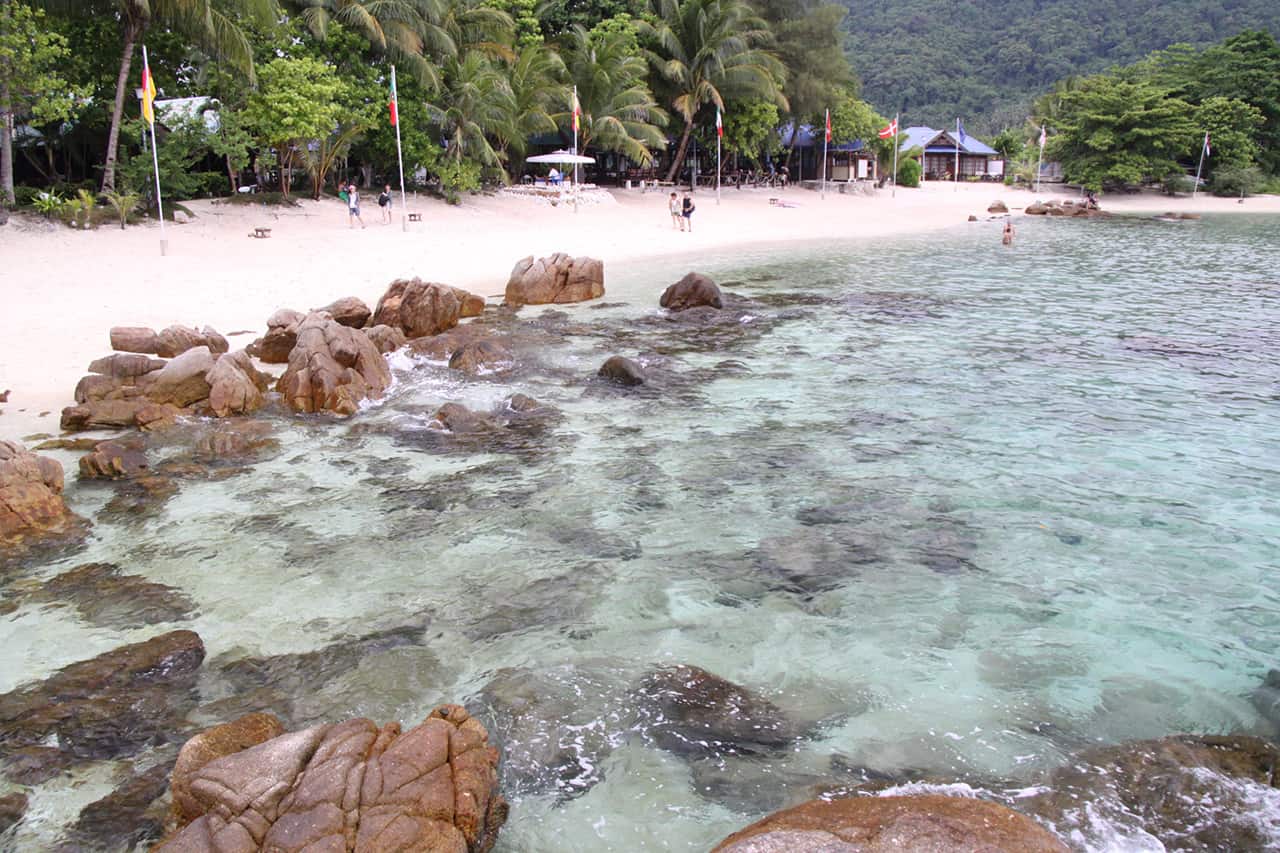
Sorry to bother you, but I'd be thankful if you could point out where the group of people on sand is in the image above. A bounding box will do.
[340,183,396,228]
[668,191,696,232]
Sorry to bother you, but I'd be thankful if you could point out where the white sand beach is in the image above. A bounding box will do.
[2,181,1276,442]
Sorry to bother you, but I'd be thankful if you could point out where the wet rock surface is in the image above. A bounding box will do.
[78,438,150,479]
[155,704,507,853]
[661,272,724,311]
[276,312,391,415]
[373,278,462,338]
[449,339,514,375]
[0,440,86,557]
[169,713,287,828]
[597,355,646,386]
[0,630,205,762]
[0,791,28,835]
[58,761,173,851]
[31,561,197,628]
[713,794,1069,852]
[505,253,604,306]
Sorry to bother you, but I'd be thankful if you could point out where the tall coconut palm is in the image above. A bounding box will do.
[495,43,564,174]
[37,0,277,192]
[639,0,784,182]
[560,25,665,165]
[427,50,512,168]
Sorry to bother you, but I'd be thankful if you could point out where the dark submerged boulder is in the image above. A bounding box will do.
[660,272,724,311]
[598,355,646,386]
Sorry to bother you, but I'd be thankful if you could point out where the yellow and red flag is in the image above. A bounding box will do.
[571,88,580,133]
[141,55,157,126]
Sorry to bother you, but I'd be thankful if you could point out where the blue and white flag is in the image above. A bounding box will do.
[957,118,967,145]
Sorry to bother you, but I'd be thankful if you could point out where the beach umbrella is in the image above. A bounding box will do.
[526,150,596,164]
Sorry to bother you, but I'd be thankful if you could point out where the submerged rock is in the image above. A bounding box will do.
[1252,669,1280,732]
[713,794,1068,852]
[155,705,507,853]
[0,630,204,761]
[449,339,514,375]
[276,312,391,415]
[78,438,150,479]
[31,562,198,629]
[505,253,604,306]
[0,791,28,835]
[661,272,724,311]
[633,664,807,758]
[598,355,646,386]
[60,762,172,851]
[1028,734,1280,851]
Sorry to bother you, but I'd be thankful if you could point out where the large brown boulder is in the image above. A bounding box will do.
[373,278,462,338]
[365,324,407,354]
[89,352,167,379]
[157,325,229,358]
[0,630,205,761]
[449,339,513,375]
[713,795,1068,852]
[247,309,305,364]
[0,440,78,546]
[660,272,723,311]
[1025,202,1050,215]
[453,287,487,318]
[78,439,150,479]
[505,253,604,306]
[169,713,287,828]
[988,199,1009,213]
[139,346,216,408]
[109,326,162,354]
[206,350,272,418]
[276,312,391,415]
[315,296,372,329]
[61,399,152,431]
[598,355,645,387]
[156,704,507,853]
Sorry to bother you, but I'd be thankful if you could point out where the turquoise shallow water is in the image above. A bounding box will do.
[3,214,1279,850]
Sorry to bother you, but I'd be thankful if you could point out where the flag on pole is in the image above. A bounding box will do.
[141,55,158,126]
[825,109,832,142]
[878,117,898,138]
[1038,125,1047,148]
[389,75,399,126]
[572,90,580,133]
[1203,132,1211,156]
[957,118,967,145]
[716,107,723,138]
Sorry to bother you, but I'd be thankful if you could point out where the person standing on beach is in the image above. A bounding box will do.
[347,183,366,229]
[681,192,696,232]
[669,192,683,230]
[378,184,393,224]
[1002,220,1015,246]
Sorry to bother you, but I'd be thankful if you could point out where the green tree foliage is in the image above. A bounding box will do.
[0,1,83,206]
[1194,96,1263,172]
[640,0,785,182]
[1044,76,1197,190]
[828,90,891,162]
[755,0,852,137]
[242,56,346,197]
[721,99,780,166]
[428,51,511,171]
[896,154,919,187]
[496,42,563,169]
[535,0,643,40]
[117,114,215,200]
[841,0,1280,133]
[990,128,1026,161]
[486,0,542,46]
[561,24,665,164]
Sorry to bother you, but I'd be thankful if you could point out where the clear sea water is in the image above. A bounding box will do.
[3,213,1279,851]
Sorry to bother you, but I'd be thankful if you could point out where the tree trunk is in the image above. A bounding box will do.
[663,117,694,184]
[226,153,237,194]
[1,81,14,207]
[102,22,141,194]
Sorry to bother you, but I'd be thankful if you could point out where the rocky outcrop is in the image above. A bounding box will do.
[365,324,407,354]
[276,312,391,415]
[634,664,806,758]
[1027,734,1280,851]
[660,272,723,311]
[169,713,287,828]
[156,704,507,853]
[1026,202,1050,215]
[0,630,204,761]
[373,278,462,338]
[1026,200,1109,218]
[78,439,150,479]
[247,309,305,364]
[138,347,216,407]
[1253,669,1280,731]
[26,561,197,629]
[713,795,1068,852]
[109,325,228,358]
[453,287,487,318]
[314,296,372,329]
[0,440,81,548]
[61,762,172,851]
[206,350,272,418]
[988,199,1009,213]
[505,253,604,306]
[0,792,27,836]
[449,339,514,375]
[598,355,645,386]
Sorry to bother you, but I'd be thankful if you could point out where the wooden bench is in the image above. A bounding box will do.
[407,212,422,222]
[249,227,271,239]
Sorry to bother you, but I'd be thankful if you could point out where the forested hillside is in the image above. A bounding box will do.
[842,0,1280,132]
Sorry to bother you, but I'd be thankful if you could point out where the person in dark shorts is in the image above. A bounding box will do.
[347,184,366,229]
[681,193,695,232]
[378,184,393,223]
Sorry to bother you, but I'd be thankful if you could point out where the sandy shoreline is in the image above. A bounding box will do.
[2,181,1277,442]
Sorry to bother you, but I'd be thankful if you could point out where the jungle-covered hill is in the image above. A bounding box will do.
[841,0,1280,132]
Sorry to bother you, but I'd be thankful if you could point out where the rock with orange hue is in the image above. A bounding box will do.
[168,713,287,829]
[276,312,390,415]
[505,253,604,306]
[156,704,507,853]
[712,795,1068,852]
[315,296,372,329]
[206,350,272,418]
[0,440,81,547]
[373,278,462,338]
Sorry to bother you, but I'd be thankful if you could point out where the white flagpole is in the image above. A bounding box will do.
[392,66,408,231]
[1192,132,1207,199]
[891,113,899,198]
[1035,125,1045,195]
[953,117,960,192]
[572,85,579,214]
[822,109,828,200]
[143,46,167,256]
[716,109,721,205]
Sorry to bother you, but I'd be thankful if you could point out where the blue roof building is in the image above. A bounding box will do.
[900,126,1001,180]
[778,123,880,182]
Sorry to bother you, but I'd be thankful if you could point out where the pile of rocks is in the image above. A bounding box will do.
[1025,199,1109,218]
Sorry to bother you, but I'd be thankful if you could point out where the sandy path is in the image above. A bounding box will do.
[1,181,1276,441]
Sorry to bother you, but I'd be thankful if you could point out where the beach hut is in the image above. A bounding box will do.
[779,123,878,184]
[900,126,1000,181]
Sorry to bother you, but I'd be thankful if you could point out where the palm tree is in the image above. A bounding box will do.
[496,43,565,175]
[639,0,784,183]
[36,0,276,192]
[428,51,512,169]
[560,25,665,165]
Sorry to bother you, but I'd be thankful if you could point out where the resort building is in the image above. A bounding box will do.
[900,126,1001,181]
[779,123,879,183]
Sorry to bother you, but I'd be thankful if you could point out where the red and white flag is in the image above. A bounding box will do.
[388,75,399,126]
[716,107,723,138]
[1203,132,1211,156]
[824,109,832,143]
[878,117,898,139]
